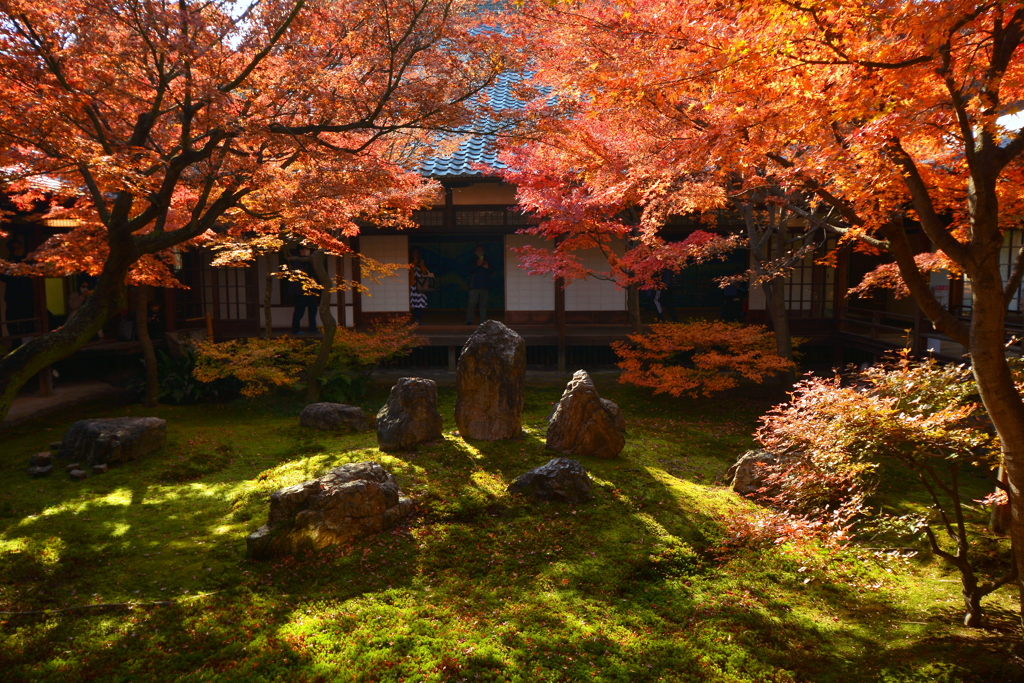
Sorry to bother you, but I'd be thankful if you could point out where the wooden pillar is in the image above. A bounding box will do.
[351,236,362,328]
[555,276,566,372]
[832,246,850,368]
[448,345,458,373]
[444,186,454,230]
[33,276,52,397]
[163,287,177,332]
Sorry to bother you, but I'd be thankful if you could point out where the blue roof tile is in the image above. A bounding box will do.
[418,72,531,179]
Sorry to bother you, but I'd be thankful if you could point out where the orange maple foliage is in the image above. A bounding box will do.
[611,321,794,398]
[0,0,503,419]
[501,0,1024,605]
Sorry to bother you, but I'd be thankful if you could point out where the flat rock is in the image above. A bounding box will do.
[92,463,109,475]
[454,320,526,441]
[546,370,625,459]
[508,458,593,503]
[30,452,52,467]
[376,378,443,452]
[28,465,52,478]
[69,469,88,481]
[48,441,62,451]
[300,403,370,432]
[724,450,778,496]
[59,417,166,466]
[246,461,414,558]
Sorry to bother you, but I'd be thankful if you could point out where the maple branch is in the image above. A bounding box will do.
[885,138,968,264]
[219,0,307,94]
[12,14,116,155]
[881,220,969,346]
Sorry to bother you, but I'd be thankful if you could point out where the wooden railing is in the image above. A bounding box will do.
[837,307,1024,357]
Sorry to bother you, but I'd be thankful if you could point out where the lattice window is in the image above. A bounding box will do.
[783,236,834,316]
[506,209,537,226]
[961,228,1023,315]
[455,210,504,226]
[413,210,444,227]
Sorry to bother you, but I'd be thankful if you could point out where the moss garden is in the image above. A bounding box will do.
[0,377,1019,683]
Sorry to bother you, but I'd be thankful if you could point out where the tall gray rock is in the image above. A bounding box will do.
[246,461,414,558]
[546,370,625,459]
[455,320,526,440]
[376,378,443,452]
[58,417,167,466]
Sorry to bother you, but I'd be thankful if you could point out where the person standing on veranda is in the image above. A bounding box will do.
[289,245,318,334]
[409,248,432,324]
[464,245,490,325]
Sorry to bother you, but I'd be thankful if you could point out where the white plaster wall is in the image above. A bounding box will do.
[505,235,555,311]
[359,235,410,312]
[564,244,626,311]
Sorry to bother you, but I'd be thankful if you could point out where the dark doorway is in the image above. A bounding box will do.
[408,236,505,325]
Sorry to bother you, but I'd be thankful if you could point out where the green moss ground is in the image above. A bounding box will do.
[0,377,1018,682]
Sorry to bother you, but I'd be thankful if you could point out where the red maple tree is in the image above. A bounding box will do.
[501,0,1024,616]
[0,0,503,420]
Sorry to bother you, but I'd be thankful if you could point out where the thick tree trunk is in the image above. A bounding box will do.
[135,286,159,407]
[966,270,1024,623]
[764,276,795,389]
[305,252,337,403]
[0,251,133,426]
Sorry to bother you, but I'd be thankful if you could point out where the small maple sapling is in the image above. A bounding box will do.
[611,321,794,398]
[757,353,1014,628]
[194,317,422,400]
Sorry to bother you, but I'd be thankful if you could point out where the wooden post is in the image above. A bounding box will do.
[448,345,457,373]
[163,287,177,332]
[555,276,566,373]
[352,236,362,328]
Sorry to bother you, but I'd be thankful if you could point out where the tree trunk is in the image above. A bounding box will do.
[0,250,133,426]
[992,465,1012,535]
[305,251,337,403]
[263,253,274,339]
[135,286,159,407]
[965,268,1024,623]
[764,276,796,389]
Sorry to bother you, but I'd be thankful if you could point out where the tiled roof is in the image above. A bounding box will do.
[418,71,530,178]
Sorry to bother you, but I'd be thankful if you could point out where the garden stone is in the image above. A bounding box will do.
[30,452,52,467]
[508,458,593,503]
[58,417,167,466]
[300,403,370,432]
[92,464,109,475]
[376,378,443,452]
[66,462,81,472]
[69,468,88,481]
[725,450,777,496]
[48,441,62,451]
[546,370,625,459]
[454,320,526,441]
[246,461,414,558]
[28,466,52,478]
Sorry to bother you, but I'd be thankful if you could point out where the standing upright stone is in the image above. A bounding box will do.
[376,378,444,452]
[454,320,526,440]
[546,370,625,459]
